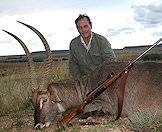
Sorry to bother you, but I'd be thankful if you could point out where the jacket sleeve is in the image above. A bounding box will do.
[101,38,117,62]
[69,43,81,77]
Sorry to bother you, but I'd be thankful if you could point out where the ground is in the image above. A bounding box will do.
[0,111,135,132]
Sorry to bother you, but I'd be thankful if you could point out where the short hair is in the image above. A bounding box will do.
[75,14,92,27]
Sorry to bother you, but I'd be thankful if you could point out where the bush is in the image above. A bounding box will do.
[142,54,162,61]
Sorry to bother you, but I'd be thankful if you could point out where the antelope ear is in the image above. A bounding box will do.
[32,90,38,105]
[48,86,62,102]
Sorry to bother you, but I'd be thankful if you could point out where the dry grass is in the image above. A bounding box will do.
[0,111,134,132]
[0,59,162,131]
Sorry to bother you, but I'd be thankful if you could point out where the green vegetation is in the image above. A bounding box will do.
[142,53,162,61]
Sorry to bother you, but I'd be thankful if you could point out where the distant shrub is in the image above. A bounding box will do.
[142,54,162,61]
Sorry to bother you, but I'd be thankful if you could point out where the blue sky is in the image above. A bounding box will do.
[0,0,162,55]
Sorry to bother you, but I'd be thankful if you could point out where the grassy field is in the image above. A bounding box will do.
[0,60,162,131]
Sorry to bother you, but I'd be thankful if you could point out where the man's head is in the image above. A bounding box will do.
[75,14,92,40]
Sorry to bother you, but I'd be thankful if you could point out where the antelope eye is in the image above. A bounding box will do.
[43,99,48,103]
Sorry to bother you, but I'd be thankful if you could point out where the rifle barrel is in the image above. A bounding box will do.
[131,39,162,64]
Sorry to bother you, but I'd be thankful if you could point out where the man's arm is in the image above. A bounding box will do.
[101,38,117,62]
[69,45,81,78]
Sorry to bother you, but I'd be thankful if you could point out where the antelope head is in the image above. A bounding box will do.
[2,21,63,129]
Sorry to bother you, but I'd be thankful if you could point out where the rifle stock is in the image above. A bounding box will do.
[61,38,162,125]
[61,106,84,125]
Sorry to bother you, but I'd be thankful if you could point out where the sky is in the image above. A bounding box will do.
[0,0,162,56]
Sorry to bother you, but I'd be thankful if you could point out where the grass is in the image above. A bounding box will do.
[0,58,162,131]
[129,109,162,131]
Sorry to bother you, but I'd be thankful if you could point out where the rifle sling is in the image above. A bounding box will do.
[115,68,130,120]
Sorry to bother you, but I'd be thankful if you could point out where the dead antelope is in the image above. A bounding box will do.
[3,22,162,129]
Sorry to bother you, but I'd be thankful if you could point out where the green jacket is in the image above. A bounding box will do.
[69,32,116,77]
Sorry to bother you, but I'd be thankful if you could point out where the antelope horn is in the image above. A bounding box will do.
[2,30,38,91]
[17,21,53,91]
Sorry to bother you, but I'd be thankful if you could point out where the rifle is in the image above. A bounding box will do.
[61,38,162,125]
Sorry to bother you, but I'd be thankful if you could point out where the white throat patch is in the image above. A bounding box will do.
[56,103,65,112]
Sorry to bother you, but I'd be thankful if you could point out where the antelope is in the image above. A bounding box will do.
[3,22,162,129]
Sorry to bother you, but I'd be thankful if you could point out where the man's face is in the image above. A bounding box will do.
[76,18,92,39]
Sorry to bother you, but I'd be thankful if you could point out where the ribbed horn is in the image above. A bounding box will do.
[17,21,53,91]
[2,30,38,91]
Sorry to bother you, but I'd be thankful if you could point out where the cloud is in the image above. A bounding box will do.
[152,31,162,36]
[107,27,135,36]
[0,0,123,16]
[0,0,65,16]
[133,3,162,27]
[0,39,11,44]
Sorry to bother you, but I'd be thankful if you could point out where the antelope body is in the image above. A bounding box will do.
[3,22,162,129]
